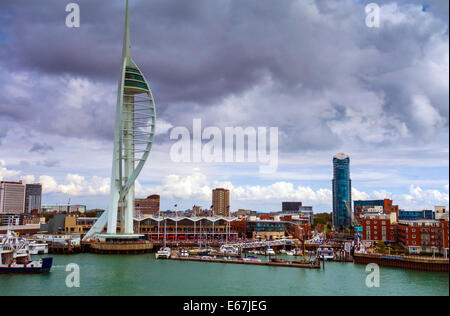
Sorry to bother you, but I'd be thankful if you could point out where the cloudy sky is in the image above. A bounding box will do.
[0,0,448,213]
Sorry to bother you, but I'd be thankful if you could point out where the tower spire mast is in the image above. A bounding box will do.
[123,0,131,60]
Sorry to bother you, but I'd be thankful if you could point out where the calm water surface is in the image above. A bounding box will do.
[0,254,448,296]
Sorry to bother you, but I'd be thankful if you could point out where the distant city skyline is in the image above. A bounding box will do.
[0,0,448,213]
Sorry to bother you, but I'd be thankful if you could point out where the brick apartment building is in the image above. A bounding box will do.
[361,214,397,242]
[135,195,160,216]
[397,219,445,255]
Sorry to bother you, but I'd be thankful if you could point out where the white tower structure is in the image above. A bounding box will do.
[84,0,156,240]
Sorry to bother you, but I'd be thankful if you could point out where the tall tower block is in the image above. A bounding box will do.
[332,153,352,230]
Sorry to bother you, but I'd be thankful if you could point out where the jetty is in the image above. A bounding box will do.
[169,254,321,269]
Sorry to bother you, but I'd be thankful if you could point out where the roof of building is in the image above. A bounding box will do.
[334,153,348,159]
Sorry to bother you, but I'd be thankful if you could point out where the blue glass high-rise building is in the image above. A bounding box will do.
[332,153,352,229]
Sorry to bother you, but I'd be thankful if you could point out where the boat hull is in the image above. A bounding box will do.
[0,258,53,274]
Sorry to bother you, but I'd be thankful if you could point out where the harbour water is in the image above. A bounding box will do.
[0,254,448,296]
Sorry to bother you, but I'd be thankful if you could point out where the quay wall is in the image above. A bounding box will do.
[353,253,449,272]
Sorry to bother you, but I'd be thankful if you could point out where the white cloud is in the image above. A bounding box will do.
[39,174,109,196]
[20,175,36,184]
[399,185,449,209]
[0,160,21,181]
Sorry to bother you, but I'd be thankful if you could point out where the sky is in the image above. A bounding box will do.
[0,0,448,213]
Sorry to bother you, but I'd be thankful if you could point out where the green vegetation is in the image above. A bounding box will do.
[313,212,332,229]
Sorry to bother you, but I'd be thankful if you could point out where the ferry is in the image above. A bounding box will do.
[0,229,53,274]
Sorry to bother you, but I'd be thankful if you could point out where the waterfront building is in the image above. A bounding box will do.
[24,183,42,214]
[84,0,157,240]
[332,153,352,229]
[212,188,230,217]
[134,215,238,241]
[245,218,311,241]
[398,209,434,221]
[361,213,397,242]
[397,219,445,255]
[41,205,87,214]
[135,195,160,216]
[40,214,67,234]
[65,215,98,234]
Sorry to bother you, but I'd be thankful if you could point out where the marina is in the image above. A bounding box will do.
[1,253,448,296]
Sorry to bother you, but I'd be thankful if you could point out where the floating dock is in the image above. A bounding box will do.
[169,256,321,269]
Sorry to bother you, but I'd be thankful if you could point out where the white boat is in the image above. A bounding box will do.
[317,246,334,261]
[220,245,239,256]
[156,247,171,259]
[266,248,275,256]
[27,241,49,255]
[286,250,295,256]
[180,249,189,257]
[1,229,53,273]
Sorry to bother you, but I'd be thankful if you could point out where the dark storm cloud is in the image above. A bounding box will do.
[29,143,54,154]
[36,158,60,168]
[0,0,448,153]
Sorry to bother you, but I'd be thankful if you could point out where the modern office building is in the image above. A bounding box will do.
[24,183,42,214]
[281,201,314,223]
[212,188,230,217]
[398,209,434,221]
[332,153,352,229]
[0,181,25,214]
[135,195,160,216]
